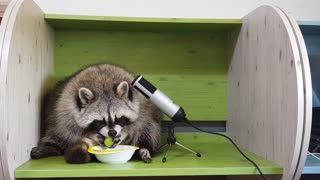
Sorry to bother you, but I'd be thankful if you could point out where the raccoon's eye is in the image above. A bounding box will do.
[115,116,130,126]
[89,119,107,132]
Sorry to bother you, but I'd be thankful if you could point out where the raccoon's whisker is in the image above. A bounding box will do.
[95,139,101,144]
[98,132,105,138]
[92,137,103,146]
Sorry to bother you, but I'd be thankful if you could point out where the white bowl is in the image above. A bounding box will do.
[88,145,139,164]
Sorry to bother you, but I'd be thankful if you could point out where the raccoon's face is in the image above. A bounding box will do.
[75,81,139,139]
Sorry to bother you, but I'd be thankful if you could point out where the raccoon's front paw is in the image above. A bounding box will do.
[95,134,105,145]
[65,144,91,164]
[138,148,152,163]
[30,146,42,159]
[113,136,121,144]
[31,146,62,159]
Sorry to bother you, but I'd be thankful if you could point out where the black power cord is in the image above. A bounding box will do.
[184,119,269,180]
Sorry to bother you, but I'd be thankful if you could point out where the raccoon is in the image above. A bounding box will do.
[31,64,163,163]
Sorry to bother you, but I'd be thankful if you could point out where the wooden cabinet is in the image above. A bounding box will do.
[0,0,315,180]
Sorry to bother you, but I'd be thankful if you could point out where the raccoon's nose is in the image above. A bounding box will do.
[108,129,117,137]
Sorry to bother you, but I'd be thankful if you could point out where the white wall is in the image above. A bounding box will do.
[33,0,320,24]
[0,0,11,4]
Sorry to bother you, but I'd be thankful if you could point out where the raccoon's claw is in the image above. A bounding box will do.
[113,137,121,144]
[96,134,105,145]
[106,135,120,147]
[143,157,152,163]
[139,148,152,163]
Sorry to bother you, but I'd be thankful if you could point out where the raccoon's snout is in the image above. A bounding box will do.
[99,125,122,139]
[108,129,117,137]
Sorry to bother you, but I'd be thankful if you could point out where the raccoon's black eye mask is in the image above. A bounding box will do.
[115,116,131,126]
[88,119,107,132]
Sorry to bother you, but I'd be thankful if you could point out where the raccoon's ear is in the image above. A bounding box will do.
[116,81,130,98]
[78,87,95,106]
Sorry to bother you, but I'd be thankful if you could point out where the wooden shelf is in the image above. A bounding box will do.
[45,14,242,31]
[1,1,303,179]
[15,133,282,178]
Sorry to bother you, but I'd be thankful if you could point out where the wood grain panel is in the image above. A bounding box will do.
[227,5,305,180]
[0,0,54,179]
[0,1,20,179]
[277,7,313,180]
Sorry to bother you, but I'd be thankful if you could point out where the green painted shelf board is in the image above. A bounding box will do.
[45,14,242,31]
[15,133,282,178]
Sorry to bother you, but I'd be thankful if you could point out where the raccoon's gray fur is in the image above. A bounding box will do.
[31,64,162,163]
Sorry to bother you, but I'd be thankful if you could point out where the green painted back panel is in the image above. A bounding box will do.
[55,30,227,120]
[15,133,282,178]
[49,15,242,121]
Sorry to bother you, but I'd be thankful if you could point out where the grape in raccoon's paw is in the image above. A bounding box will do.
[105,136,121,148]
[65,144,91,164]
[104,137,114,147]
[139,148,152,163]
